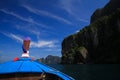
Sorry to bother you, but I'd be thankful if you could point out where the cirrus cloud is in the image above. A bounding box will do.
[0,9,49,28]
[1,32,58,48]
[22,5,72,25]
[57,0,89,23]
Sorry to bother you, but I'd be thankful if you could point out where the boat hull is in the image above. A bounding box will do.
[0,58,74,80]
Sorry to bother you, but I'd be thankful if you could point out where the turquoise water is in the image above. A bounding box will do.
[48,64,120,80]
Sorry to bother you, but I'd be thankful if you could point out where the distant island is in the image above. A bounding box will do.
[61,0,120,64]
[37,55,61,64]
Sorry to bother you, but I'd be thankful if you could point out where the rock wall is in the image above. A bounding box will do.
[91,0,120,23]
[61,0,120,64]
[37,55,61,64]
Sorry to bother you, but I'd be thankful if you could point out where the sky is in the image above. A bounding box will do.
[0,0,109,62]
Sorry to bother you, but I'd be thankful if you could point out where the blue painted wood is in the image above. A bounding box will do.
[0,58,75,80]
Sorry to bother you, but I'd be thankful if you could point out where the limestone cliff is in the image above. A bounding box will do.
[91,0,120,23]
[61,0,120,64]
[37,55,61,64]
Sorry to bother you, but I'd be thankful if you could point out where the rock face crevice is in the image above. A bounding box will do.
[61,0,120,64]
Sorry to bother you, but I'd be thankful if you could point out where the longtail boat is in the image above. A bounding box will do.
[0,38,75,80]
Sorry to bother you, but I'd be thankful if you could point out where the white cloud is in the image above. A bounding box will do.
[1,32,58,48]
[59,0,74,15]
[58,0,89,23]
[30,40,57,48]
[0,9,32,23]
[0,9,48,28]
[1,32,23,43]
[45,48,61,51]
[22,5,72,25]
[76,30,80,33]
[15,24,56,40]
[15,25,40,39]
[9,34,23,43]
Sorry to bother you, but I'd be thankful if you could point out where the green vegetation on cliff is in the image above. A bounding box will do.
[61,0,120,64]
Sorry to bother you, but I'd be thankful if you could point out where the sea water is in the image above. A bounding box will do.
[48,64,120,80]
